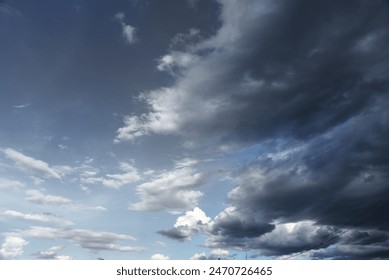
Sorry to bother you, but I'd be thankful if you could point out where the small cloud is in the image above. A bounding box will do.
[151,253,170,260]
[58,144,68,150]
[81,161,141,189]
[114,12,125,21]
[155,241,167,247]
[190,252,207,260]
[114,12,138,45]
[0,236,28,259]
[158,207,211,241]
[0,177,25,191]
[33,245,74,260]
[0,3,22,17]
[13,103,30,109]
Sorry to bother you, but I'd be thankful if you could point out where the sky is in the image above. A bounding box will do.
[0,0,389,260]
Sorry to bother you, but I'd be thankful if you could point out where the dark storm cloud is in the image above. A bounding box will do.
[150,0,389,259]
[206,95,389,258]
[210,209,275,239]
[117,0,389,147]
[158,228,191,241]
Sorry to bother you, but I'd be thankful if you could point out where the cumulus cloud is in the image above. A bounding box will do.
[158,207,211,241]
[3,148,62,179]
[130,167,206,212]
[0,236,28,259]
[114,12,137,45]
[10,226,143,253]
[190,249,231,260]
[150,253,170,260]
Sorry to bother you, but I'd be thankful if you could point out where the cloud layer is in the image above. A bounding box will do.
[147,0,389,259]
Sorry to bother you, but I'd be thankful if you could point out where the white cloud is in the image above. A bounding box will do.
[157,51,199,74]
[170,28,201,49]
[13,103,30,109]
[189,250,230,260]
[150,253,170,260]
[210,248,229,256]
[25,189,107,211]
[33,246,74,260]
[3,148,61,179]
[122,25,137,44]
[174,207,211,228]
[155,241,167,247]
[81,162,141,189]
[174,157,199,169]
[30,176,45,185]
[58,144,68,150]
[115,115,150,143]
[130,167,205,211]
[3,210,74,226]
[114,12,125,21]
[26,189,71,206]
[0,177,25,190]
[0,236,28,259]
[159,207,211,241]
[34,246,62,259]
[190,252,207,260]
[55,255,73,260]
[114,12,137,45]
[13,226,143,253]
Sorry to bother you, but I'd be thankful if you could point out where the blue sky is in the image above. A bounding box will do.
[1,0,389,260]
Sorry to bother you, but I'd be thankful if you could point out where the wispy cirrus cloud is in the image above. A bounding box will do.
[3,148,62,179]
[9,226,143,253]
[0,177,25,190]
[25,189,106,211]
[3,210,74,226]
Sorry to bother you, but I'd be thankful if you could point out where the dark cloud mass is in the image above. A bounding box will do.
[152,0,389,259]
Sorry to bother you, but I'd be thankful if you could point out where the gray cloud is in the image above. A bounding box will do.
[150,0,389,259]
[116,0,389,148]
[10,226,143,253]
